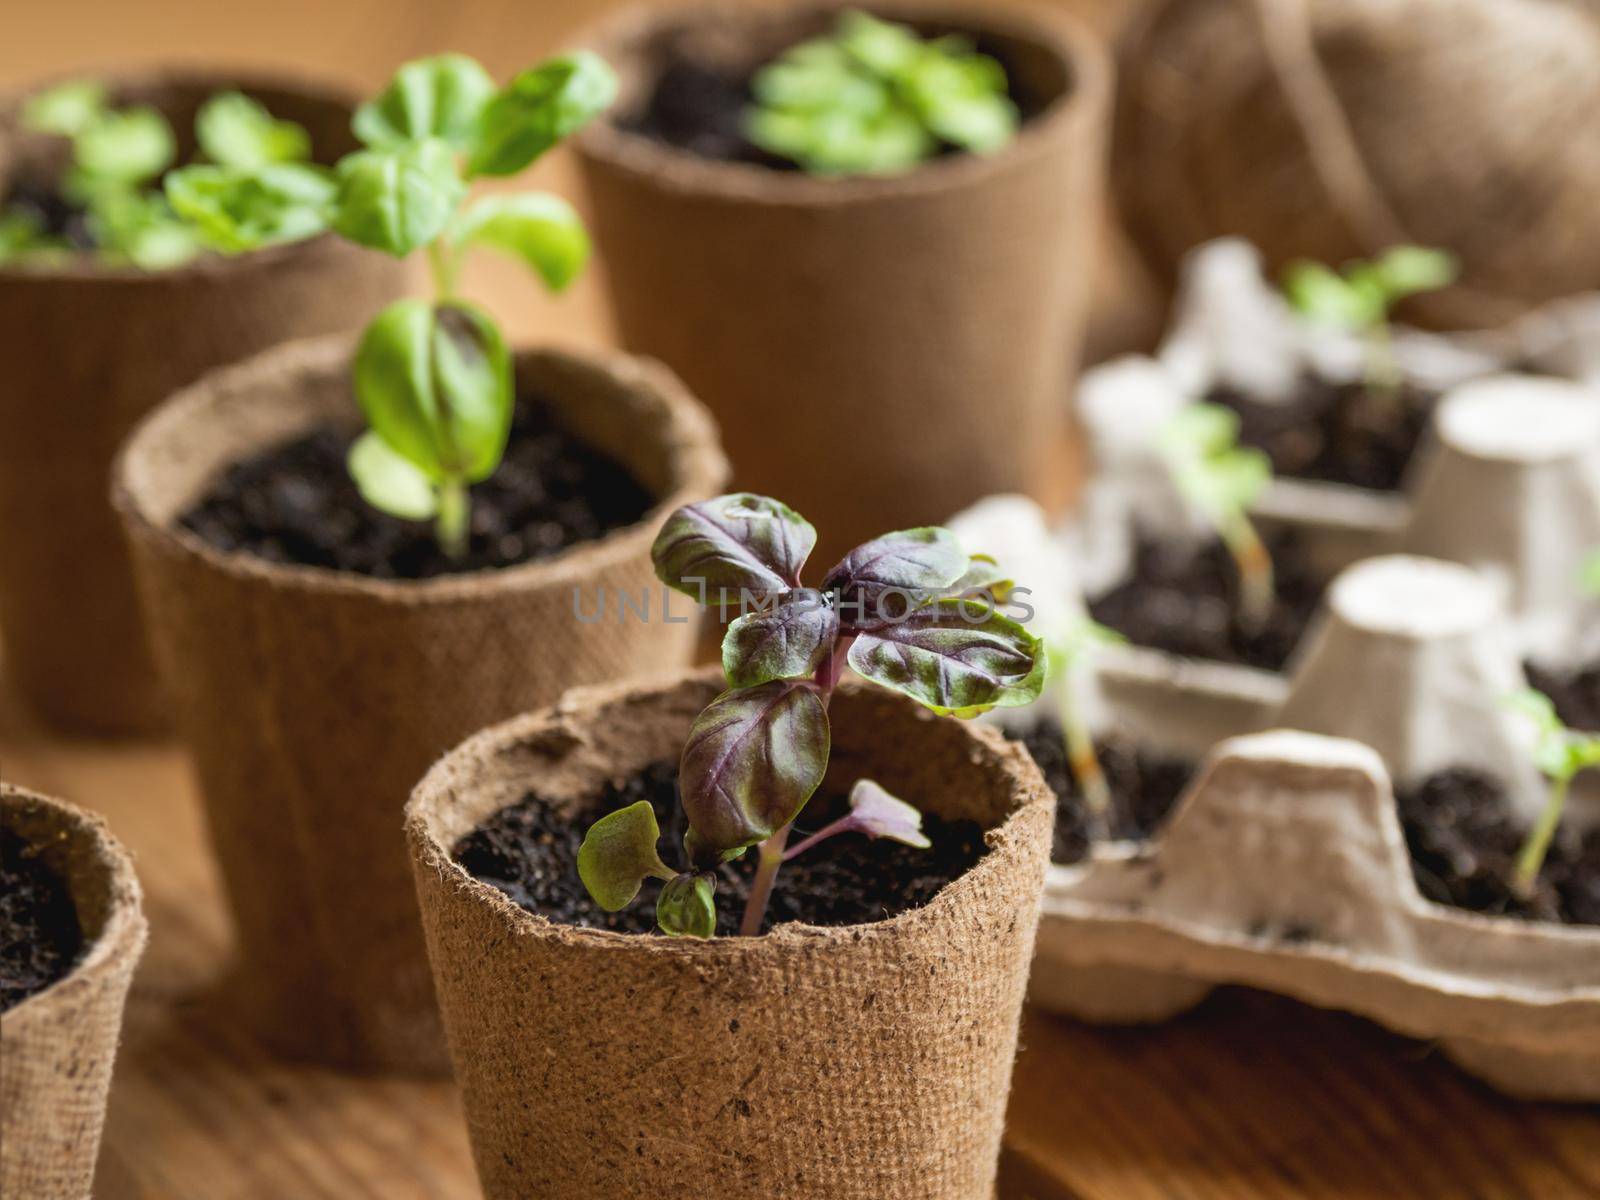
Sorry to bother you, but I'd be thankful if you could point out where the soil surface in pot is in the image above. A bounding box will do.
[454,759,989,936]
[1209,376,1435,493]
[1398,767,1600,926]
[1087,529,1325,672]
[1007,721,1196,862]
[181,395,656,578]
[0,827,85,1011]
[1526,658,1600,733]
[622,33,1048,167]
[1,182,93,251]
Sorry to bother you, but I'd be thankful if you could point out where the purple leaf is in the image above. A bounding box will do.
[821,526,967,626]
[652,493,816,601]
[783,778,930,860]
[722,590,839,688]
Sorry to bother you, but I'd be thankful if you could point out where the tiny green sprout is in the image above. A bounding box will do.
[1159,404,1276,631]
[744,9,1018,176]
[1582,550,1600,596]
[577,493,1047,937]
[1047,617,1124,841]
[1282,245,1458,398]
[1503,689,1600,897]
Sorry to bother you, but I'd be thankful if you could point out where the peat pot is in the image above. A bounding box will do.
[113,335,728,1071]
[0,69,408,734]
[406,672,1054,1199]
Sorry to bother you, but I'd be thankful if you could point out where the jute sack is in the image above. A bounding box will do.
[1113,0,1600,331]
[1,784,146,1200]
[574,0,1109,568]
[0,70,408,735]
[113,335,728,1072]
[407,671,1053,1200]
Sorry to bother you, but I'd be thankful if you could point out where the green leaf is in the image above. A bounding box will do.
[351,299,513,484]
[196,91,312,169]
[1049,616,1124,674]
[946,553,1013,600]
[577,801,675,911]
[847,598,1046,717]
[451,192,589,291]
[1504,689,1600,781]
[353,54,497,150]
[74,106,176,185]
[722,592,838,688]
[331,139,464,257]
[466,51,617,177]
[1369,245,1458,301]
[655,871,717,938]
[652,493,817,600]
[1282,260,1381,329]
[22,79,108,137]
[84,189,201,269]
[346,430,439,520]
[1583,550,1600,596]
[1160,404,1273,524]
[679,680,830,854]
[0,209,66,265]
[165,163,334,252]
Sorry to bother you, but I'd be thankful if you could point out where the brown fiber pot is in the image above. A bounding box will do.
[1,784,147,1199]
[0,69,408,735]
[574,0,1110,568]
[406,671,1054,1200]
[113,335,728,1072]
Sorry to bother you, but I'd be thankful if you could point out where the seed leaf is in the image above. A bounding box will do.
[346,430,438,520]
[843,779,929,848]
[577,801,675,912]
[655,871,718,938]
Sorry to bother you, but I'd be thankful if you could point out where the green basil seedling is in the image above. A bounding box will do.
[577,494,1046,937]
[1503,689,1600,896]
[1047,616,1124,841]
[1159,404,1276,632]
[744,9,1018,176]
[1282,246,1458,398]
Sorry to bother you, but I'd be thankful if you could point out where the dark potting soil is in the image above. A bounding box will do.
[0,827,85,1011]
[180,396,656,579]
[622,33,1045,167]
[1,181,94,252]
[454,759,990,936]
[1208,376,1435,493]
[1526,658,1600,733]
[1398,767,1600,927]
[1008,721,1197,863]
[1087,530,1326,672]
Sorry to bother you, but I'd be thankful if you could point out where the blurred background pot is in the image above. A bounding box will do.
[575,0,1110,567]
[0,68,408,736]
[113,335,727,1072]
[1,784,146,1199]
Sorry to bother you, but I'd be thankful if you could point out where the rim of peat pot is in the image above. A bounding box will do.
[112,332,730,602]
[573,0,1109,206]
[405,669,1055,1200]
[0,65,375,286]
[1,784,148,1198]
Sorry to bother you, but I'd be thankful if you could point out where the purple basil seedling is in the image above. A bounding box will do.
[578,492,1046,937]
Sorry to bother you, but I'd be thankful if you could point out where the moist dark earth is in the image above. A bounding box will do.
[1088,530,1326,672]
[1398,767,1600,926]
[1526,658,1600,733]
[1,182,94,251]
[454,760,989,936]
[1008,721,1197,862]
[1209,376,1435,493]
[181,396,656,578]
[623,34,1045,166]
[1,827,85,1011]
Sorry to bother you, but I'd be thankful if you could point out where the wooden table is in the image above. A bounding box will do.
[4,675,1597,1200]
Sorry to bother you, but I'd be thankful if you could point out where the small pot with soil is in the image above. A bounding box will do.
[407,673,1052,1199]
[0,69,408,734]
[1,784,147,1198]
[114,334,727,1071]
[572,0,1109,567]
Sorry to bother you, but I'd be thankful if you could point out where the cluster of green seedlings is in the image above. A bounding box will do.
[744,9,1017,176]
[1281,245,1459,398]
[1504,690,1600,896]
[578,493,1045,937]
[9,55,616,555]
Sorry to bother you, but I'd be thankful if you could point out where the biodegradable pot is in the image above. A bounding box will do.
[406,672,1053,1200]
[113,335,728,1072]
[0,69,409,735]
[1,784,147,1198]
[574,0,1109,567]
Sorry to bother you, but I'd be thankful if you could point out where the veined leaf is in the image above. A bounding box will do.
[577,801,675,912]
[847,598,1045,717]
[652,493,817,600]
[331,139,463,257]
[451,192,589,291]
[353,54,497,150]
[467,51,617,178]
[722,591,838,688]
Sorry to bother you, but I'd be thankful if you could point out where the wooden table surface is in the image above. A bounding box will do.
[4,673,1598,1200]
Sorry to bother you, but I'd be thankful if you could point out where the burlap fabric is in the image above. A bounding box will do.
[575,0,1109,568]
[1113,0,1600,330]
[0,69,408,735]
[407,670,1053,1199]
[1,784,146,1199]
[113,336,728,1072]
